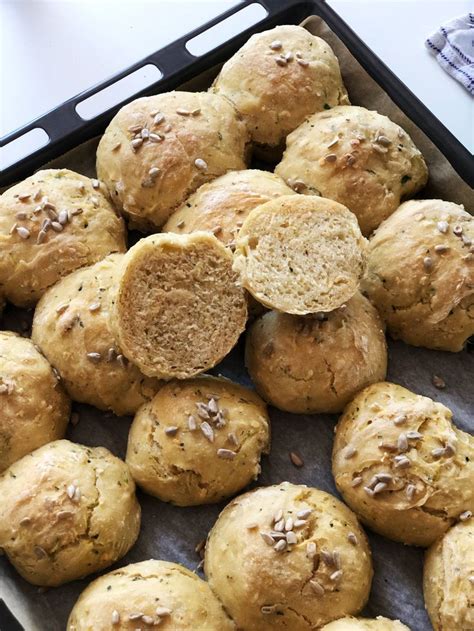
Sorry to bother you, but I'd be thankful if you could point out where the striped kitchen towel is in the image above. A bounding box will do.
[426,13,474,95]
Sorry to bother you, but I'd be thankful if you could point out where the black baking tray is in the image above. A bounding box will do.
[0,2,473,630]
[1,0,473,189]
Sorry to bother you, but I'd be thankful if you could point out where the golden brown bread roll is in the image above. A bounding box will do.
[275,106,428,235]
[96,91,249,230]
[205,482,373,630]
[332,382,474,546]
[0,169,126,307]
[321,617,411,630]
[362,199,474,351]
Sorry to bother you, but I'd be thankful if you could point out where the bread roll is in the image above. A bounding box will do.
[0,439,141,586]
[362,199,474,351]
[163,169,295,247]
[212,25,349,157]
[67,559,235,630]
[275,106,428,235]
[332,382,474,546]
[110,232,247,379]
[0,169,126,306]
[246,292,387,414]
[423,519,474,631]
[126,375,270,505]
[32,254,161,416]
[205,482,373,630]
[96,91,249,230]
[233,195,367,314]
[321,617,411,630]
[0,331,70,472]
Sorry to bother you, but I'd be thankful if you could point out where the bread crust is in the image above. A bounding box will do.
[0,331,70,472]
[362,199,474,351]
[96,91,249,230]
[332,382,474,546]
[246,292,387,414]
[126,375,270,505]
[205,482,373,630]
[233,195,367,314]
[212,25,349,152]
[423,520,474,631]
[0,169,126,306]
[0,440,141,586]
[67,559,236,631]
[110,232,248,379]
[163,169,295,246]
[32,254,162,416]
[275,106,428,236]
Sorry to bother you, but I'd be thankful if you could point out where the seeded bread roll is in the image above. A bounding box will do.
[205,482,373,630]
[233,195,367,314]
[163,169,295,247]
[111,232,247,379]
[332,382,474,547]
[67,559,235,631]
[0,439,140,586]
[0,169,126,307]
[211,25,349,158]
[362,199,474,352]
[321,617,411,630]
[96,91,249,231]
[126,375,270,505]
[32,254,161,416]
[0,332,70,473]
[423,519,474,631]
[275,106,428,236]
[246,293,387,414]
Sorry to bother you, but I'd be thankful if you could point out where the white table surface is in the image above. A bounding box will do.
[1,0,473,169]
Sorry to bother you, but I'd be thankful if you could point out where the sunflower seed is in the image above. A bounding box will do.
[19,517,31,526]
[207,398,219,414]
[285,517,294,532]
[128,124,143,133]
[327,137,339,148]
[188,415,197,431]
[86,352,101,363]
[217,448,236,460]
[246,522,258,530]
[376,135,392,146]
[423,256,433,271]
[273,509,283,523]
[289,451,304,467]
[431,447,446,459]
[406,431,422,440]
[73,487,81,502]
[293,519,307,528]
[131,138,144,151]
[34,546,47,559]
[394,455,411,468]
[444,441,456,456]
[111,610,120,625]
[453,225,463,236]
[18,193,31,201]
[200,421,214,442]
[275,56,287,66]
[309,580,325,595]
[194,158,208,171]
[269,40,282,50]
[274,539,287,552]
[274,518,285,532]
[71,208,83,216]
[347,532,358,545]
[149,133,164,143]
[330,569,343,581]
[397,433,408,452]
[460,510,472,521]
[376,472,393,483]
[394,414,407,426]
[364,486,375,497]
[176,108,191,116]
[297,58,309,67]
[155,607,172,617]
[142,615,154,626]
[324,153,337,162]
[290,179,306,192]
[141,128,150,139]
[285,51,294,62]
[437,221,449,234]
[373,482,388,494]
[260,531,275,546]
[153,112,165,125]
[165,426,178,436]
[57,209,69,225]
[128,612,144,620]
[36,230,47,244]
[286,531,297,545]
[67,484,76,499]
[88,302,100,312]
[344,445,357,459]
[351,476,363,487]
[432,375,446,389]
[16,211,28,220]
[297,509,312,519]
[228,432,239,446]
[306,542,317,558]
[406,484,416,500]
[148,167,160,178]
[16,226,30,239]
[261,605,277,615]
[321,550,335,566]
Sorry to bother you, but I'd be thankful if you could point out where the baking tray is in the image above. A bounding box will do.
[0,1,473,630]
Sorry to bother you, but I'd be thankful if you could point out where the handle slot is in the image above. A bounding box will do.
[0,128,49,172]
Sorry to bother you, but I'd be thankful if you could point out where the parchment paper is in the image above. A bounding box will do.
[1,15,473,631]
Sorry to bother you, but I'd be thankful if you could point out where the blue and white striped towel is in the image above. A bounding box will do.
[425,13,474,95]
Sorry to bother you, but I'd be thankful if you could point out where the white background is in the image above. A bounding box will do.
[1,0,473,167]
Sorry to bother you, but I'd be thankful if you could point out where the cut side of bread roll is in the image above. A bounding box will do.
[111,232,247,379]
[233,195,367,314]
